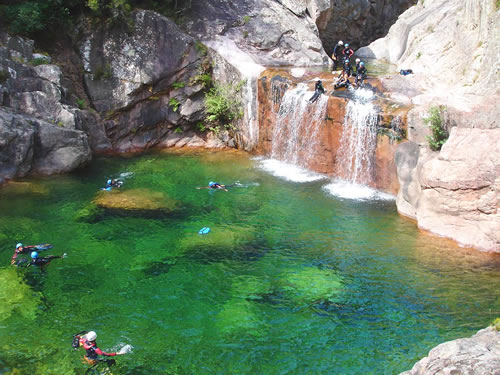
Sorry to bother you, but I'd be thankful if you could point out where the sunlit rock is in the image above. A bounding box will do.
[0,268,40,321]
[93,188,179,214]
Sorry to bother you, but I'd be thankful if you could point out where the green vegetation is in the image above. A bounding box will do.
[168,97,180,112]
[174,127,183,133]
[29,57,49,66]
[416,51,422,59]
[172,81,185,89]
[242,15,251,25]
[492,317,500,330]
[496,0,500,11]
[93,63,112,80]
[191,73,212,89]
[194,41,208,57]
[0,0,193,39]
[0,70,10,83]
[425,105,448,151]
[204,80,245,132]
[76,98,86,109]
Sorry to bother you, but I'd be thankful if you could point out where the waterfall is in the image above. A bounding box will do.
[336,88,378,185]
[270,83,328,168]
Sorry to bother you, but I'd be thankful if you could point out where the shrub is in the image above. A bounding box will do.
[194,41,207,57]
[191,73,212,89]
[169,98,180,112]
[0,70,10,84]
[30,57,49,66]
[242,15,251,25]
[204,80,246,131]
[76,98,86,109]
[424,106,448,151]
[416,52,422,59]
[172,82,185,89]
[492,317,500,331]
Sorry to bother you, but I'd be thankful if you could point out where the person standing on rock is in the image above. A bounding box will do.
[342,43,354,60]
[331,40,344,71]
[309,80,325,103]
[354,61,367,87]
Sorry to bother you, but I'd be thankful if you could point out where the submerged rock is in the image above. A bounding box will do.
[400,326,500,375]
[93,188,179,213]
[0,268,41,321]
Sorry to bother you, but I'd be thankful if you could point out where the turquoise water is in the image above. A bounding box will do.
[0,150,499,375]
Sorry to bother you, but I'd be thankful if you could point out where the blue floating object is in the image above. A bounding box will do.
[198,227,211,235]
[101,187,112,191]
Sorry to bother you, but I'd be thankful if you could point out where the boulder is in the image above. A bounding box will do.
[93,188,179,214]
[400,326,500,375]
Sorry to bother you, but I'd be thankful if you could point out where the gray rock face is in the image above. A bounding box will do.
[400,327,500,375]
[0,109,92,178]
[315,0,415,52]
[80,10,214,151]
[186,0,330,66]
[0,33,100,181]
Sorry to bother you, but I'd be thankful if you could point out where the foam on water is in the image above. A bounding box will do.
[290,68,305,77]
[323,180,395,201]
[256,158,326,183]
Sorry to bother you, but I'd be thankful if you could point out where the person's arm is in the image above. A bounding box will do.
[11,251,19,265]
[94,347,118,357]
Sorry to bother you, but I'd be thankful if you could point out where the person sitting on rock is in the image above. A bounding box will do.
[355,58,361,73]
[334,70,351,90]
[354,61,367,87]
[342,43,354,59]
[331,40,344,71]
[309,80,326,103]
[341,56,353,78]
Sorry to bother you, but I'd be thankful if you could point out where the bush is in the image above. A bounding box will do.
[76,98,86,109]
[169,98,180,112]
[0,70,10,84]
[30,57,49,66]
[492,317,500,331]
[172,82,185,89]
[424,106,448,151]
[204,81,245,130]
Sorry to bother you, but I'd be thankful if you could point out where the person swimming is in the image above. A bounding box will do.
[197,181,229,191]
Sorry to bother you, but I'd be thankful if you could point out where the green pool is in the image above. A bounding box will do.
[0,150,499,374]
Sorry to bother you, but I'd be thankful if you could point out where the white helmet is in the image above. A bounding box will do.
[339,40,344,45]
[86,331,97,341]
[356,58,360,63]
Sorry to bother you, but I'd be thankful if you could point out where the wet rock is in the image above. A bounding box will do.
[400,326,500,375]
[93,188,180,215]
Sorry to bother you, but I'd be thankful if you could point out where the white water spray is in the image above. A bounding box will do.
[271,83,328,167]
[336,89,378,185]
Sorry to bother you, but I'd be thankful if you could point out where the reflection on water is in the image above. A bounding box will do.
[0,150,498,375]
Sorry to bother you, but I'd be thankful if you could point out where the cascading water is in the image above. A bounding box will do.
[324,88,392,200]
[270,83,328,167]
[336,88,378,185]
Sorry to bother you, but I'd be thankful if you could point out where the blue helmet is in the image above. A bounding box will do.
[107,179,112,185]
[345,43,350,48]
[16,243,23,249]
[31,251,38,259]
[360,62,365,67]
[209,181,215,187]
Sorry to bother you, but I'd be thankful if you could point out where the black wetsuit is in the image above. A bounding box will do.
[309,81,325,103]
[29,255,62,267]
[355,66,367,86]
[332,43,343,70]
[342,58,353,77]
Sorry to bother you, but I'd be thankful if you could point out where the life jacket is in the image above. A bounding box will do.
[82,339,99,359]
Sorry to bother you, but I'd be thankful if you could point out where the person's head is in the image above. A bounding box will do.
[339,40,344,46]
[345,43,350,48]
[317,80,322,84]
[107,179,112,185]
[86,331,97,342]
[31,251,38,259]
[209,181,216,187]
[360,62,365,67]
[16,243,23,250]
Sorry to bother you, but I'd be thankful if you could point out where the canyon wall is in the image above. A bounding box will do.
[358,0,500,252]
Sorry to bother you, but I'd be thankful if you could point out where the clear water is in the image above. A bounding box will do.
[0,150,499,375]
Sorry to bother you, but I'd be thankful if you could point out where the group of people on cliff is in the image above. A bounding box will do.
[309,40,368,103]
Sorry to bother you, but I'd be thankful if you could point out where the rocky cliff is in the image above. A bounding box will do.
[358,0,500,252]
[400,326,500,375]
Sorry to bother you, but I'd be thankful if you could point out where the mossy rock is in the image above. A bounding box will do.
[0,268,41,321]
[179,225,259,263]
[93,188,180,216]
[74,202,102,222]
[231,276,272,302]
[3,181,49,195]
[277,267,343,305]
[215,299,265,337]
